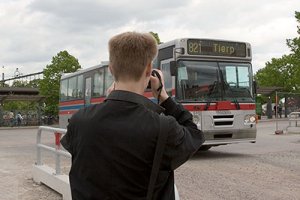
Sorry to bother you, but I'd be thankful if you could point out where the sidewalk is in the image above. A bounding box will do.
[0,126,39,130]
[0,124,59,131]
[258,116,290,123]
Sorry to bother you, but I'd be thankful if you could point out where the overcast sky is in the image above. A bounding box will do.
[0,0,299,78]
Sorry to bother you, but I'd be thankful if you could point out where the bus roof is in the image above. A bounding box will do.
[61,62,109,80]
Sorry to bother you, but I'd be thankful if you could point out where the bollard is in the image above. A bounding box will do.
[54,132,62,175]
[55,132,61,148]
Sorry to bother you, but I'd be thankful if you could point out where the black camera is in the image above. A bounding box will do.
[147,70,161,89]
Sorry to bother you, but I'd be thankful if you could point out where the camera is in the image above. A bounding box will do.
[147,70,161,89]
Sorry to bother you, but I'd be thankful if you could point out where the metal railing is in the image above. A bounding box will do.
[286,112,300,133]
[288,112,300,126]
[36,126,70,175]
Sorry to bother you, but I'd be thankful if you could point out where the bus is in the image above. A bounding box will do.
[156,38,256,150]
[59,62,114,128]
[59,38,257,150]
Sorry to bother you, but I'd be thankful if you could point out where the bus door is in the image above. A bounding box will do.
[84,77,92,106]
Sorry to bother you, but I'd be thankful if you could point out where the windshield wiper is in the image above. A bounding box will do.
[225,85,240,110]
[233,98,240,110]
[205,81,218,110]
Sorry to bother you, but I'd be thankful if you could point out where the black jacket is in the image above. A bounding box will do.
[61,90,204,200]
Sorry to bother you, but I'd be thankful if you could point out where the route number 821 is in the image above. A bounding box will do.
[188,42,202,54]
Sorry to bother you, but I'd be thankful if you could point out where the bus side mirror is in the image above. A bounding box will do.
[170,61,177,76]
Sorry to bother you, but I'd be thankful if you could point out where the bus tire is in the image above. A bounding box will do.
[199,145,212,151]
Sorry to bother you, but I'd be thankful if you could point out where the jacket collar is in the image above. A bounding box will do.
[105,90,165,114]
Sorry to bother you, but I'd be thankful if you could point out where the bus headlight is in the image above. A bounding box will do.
[193,115,200,124]
[244,114,256,124]
[193,114,201,130]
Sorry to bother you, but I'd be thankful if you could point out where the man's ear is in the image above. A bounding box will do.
[145,62,152,77]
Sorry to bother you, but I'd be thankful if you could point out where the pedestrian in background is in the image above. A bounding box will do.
[16,112,23,126]
[278,104,282,118]
[9,111,14,127]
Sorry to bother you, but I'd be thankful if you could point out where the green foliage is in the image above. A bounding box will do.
[3,101,37,112]
[12,80,28,87]
[255,11,300,94]
[10,79,41,88]
[27,79,41,88]
[39,50,81,115]
[149,31,162,44]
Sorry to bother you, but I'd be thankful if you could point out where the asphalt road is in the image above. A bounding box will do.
[0,120,299,200]
[176,120,300,200]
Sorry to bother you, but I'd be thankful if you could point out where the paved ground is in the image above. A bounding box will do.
[0,120,299,200]
[176,120,300,199]
[0,127,68,200]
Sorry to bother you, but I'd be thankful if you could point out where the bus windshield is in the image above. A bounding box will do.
[176,61,254,102]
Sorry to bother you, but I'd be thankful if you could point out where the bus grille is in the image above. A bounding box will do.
[213,115,234,127]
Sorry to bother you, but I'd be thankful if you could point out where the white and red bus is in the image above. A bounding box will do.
[59,38,257,150]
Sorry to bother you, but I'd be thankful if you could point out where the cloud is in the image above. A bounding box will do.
[0,0,299,78]
[28,0,188,31]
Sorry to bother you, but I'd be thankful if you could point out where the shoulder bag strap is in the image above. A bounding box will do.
[147,115,169,200]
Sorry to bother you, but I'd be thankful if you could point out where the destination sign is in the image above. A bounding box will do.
[187,39,247,57]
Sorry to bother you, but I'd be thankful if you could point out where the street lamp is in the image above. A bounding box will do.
[14,68,20,77]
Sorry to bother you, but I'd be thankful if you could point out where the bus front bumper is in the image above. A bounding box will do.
[203,138,256,146]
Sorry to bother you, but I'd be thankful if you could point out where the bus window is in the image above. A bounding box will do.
[224,65,250,87]
[220,63,252,100]
[68,76,77,100]
[225,66,237,87]
[161,63,172,93]
[78,75,83,98]
[104,67,114,92]
[60,79,68,101]
[93,70,104,97]
[238,67,250,87]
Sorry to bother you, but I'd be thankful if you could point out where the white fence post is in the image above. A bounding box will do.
[32,126,71,200]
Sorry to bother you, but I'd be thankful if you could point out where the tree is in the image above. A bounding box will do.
[27,79,41,88]
[255,55,293,91]
[286,11,300,92]
[40,50,81,115]
[149,31,162,44]
[255,11,300,93]
[12,80,28,87]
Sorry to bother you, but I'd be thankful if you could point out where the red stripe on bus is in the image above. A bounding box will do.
[91,97,106,103]
[183,103,255,111]
[59,100,84,106]
[59,110,78,115]
[144,91,153,98]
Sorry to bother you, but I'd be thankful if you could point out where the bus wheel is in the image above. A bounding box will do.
[199,145,212,151]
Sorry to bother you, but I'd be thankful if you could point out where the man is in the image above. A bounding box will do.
[61,32,204,199]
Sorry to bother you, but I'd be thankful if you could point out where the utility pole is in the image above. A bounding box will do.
[2,66,4,87]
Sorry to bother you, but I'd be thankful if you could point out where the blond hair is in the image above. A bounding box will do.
[108,32,157,81]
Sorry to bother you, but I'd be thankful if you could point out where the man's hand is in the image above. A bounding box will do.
[150,69,169,104]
